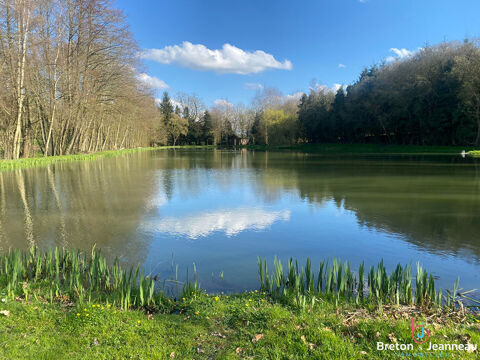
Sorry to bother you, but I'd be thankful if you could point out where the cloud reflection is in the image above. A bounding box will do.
[144,208,291,239]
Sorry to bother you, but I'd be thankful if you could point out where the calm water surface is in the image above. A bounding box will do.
[1,149,480,293]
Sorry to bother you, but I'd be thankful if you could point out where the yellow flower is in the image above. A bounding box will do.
[137,320,141,324]
[85,313,89,317]
[182,297,186,301]
[255,290,258,293]
[226,296,229,299]
[101,307,104,310]
[96,304,100,308]
[76,313,80,316]
[91,304,95,308]
[248,299,253,302]
[83,308,87,311]
[195,311,199,315]
[113,311,117,314]
[107,304,111,308]
[214,296,219,301]
[245,303,249,307]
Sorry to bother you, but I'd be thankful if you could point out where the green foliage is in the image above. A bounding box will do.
[298,41,480,146]
[0,246,176,310]
[258,257,464,310]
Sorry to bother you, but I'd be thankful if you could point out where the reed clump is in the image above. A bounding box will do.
[258,257,470,310]
[0,246,202,310]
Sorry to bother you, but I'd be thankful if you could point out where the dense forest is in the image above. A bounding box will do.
[2,0,480,160]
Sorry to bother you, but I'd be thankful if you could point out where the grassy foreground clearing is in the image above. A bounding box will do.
[0,146,214,171]
[0,248,479,359]
[243,143,479,154]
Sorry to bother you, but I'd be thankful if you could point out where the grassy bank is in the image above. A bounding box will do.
[0,248,479,359]
[243,143,479,154]
[467,150,480,157]
[0,146,215,172]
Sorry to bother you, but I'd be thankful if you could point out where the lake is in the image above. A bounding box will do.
[1,149,479,294]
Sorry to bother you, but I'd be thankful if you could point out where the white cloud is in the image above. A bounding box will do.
[244,82,264,91]
[154,97,183,110]
[386,48,415,62]
[141,41,293,75]
[284,92,304,102]
[338,63,346,68]
[141,208,291,239]
[310,83,345,94]
[213,99,234,108]
[137,73,169,89]
[333,83,343,92]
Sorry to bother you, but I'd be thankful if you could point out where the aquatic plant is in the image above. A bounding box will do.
[0,246,187,310]
[258,257,465,309]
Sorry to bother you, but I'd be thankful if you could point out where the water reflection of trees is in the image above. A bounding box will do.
[1,149,479,263]
[155,150,480,259]
[0,152,160,265]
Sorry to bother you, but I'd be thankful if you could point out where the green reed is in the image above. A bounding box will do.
[0,246,199,310]
[258,257,462,309]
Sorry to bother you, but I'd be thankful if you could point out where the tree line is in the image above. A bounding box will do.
[0,0,160,160]
[158,40,480,148]
[298,40,480,146]
[2,0,479,162]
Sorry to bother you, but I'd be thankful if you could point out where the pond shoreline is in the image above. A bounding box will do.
[241,143,480,154]
[0,247,479,359]
[0,145,215,171]
[2,143,478,172]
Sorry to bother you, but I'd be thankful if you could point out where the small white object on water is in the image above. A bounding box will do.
[461,150,466,158]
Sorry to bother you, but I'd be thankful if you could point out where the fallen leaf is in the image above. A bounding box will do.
[252,334,264,343]
[0,310,10,317]
[360,351,367,355]
[196,346,204,354]
[93,338,99,347]
[388,333,397,343]
[235,347,242,354]
[170,351,175,358]
[301,335,307,344]
[308,343,316,350]
[211,332,226,339]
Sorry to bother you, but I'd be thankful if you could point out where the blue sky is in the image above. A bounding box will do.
[116,0,480,106]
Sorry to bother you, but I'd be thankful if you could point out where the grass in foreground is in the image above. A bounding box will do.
[0,248,479,359]
[1,290,479,359]
[467,150,480,157]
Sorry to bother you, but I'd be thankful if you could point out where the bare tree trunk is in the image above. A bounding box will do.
[12,3,30,159]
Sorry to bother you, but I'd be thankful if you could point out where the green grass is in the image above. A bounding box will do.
[1,248,479,359]
[467,150,480,157]
[243,143,478,154]
[0,145,215,171]
[1,289,479,359]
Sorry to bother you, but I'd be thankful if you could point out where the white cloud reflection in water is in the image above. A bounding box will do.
[142,208,291,239]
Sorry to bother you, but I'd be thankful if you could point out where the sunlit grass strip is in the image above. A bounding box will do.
[467,150,480,157]
[258,257,468,310]
[0,145,215,171]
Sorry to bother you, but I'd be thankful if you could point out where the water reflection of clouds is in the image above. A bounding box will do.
[142,208,291,239]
